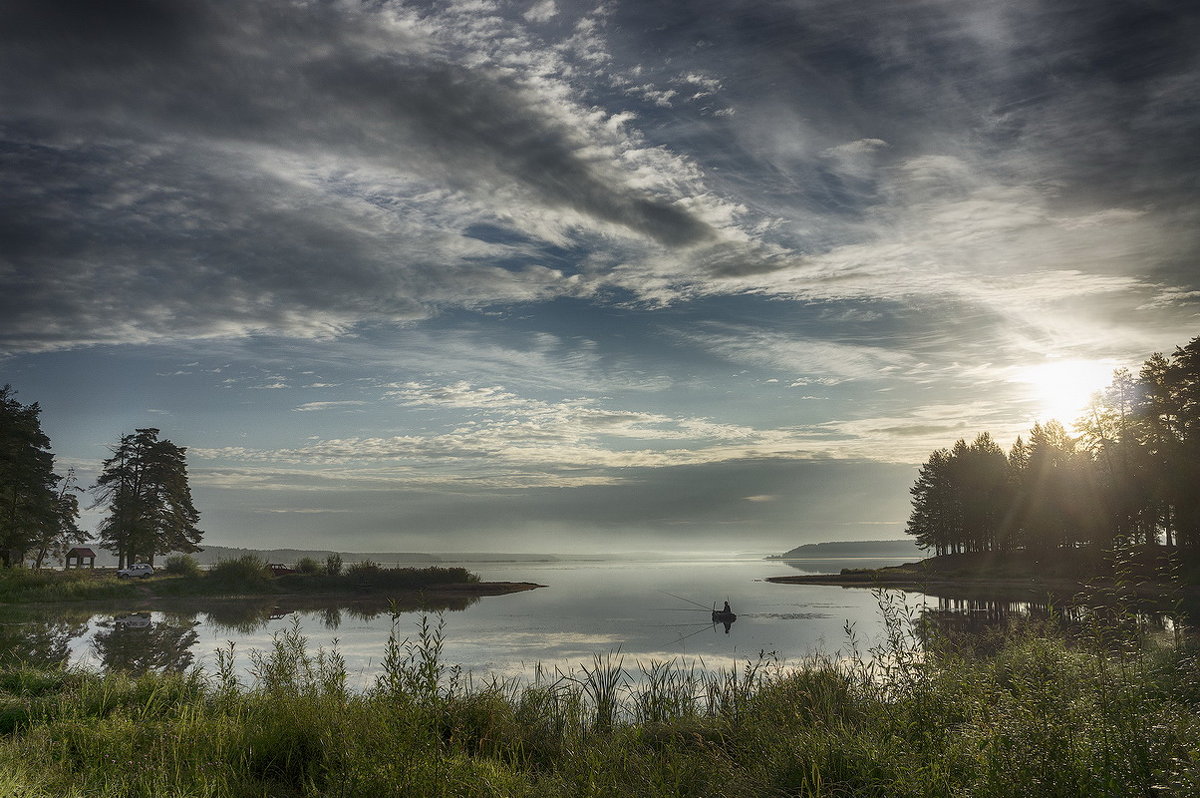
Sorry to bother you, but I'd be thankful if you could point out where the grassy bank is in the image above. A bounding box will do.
[0,562,518,605]
[0,600,1196,796]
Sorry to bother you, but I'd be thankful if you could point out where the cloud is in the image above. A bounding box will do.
[687,327,916,383]
[293,401,369,412]
[523,0,558,24]
[192,457,917,550]
[2,0,1197,364]
[0,0,724,354]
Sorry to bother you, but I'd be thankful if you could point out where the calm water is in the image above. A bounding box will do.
[3,557,946,688]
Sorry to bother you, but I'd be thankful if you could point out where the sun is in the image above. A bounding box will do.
[1015,359,1117,428]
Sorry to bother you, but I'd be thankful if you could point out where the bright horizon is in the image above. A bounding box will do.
[3,1,1197,555]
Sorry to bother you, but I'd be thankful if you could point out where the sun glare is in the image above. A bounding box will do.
[1016,359,1116,428]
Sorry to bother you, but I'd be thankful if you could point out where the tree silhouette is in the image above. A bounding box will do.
[0,386,76,567]
[906,334,1200,563]
[93,428,202,568]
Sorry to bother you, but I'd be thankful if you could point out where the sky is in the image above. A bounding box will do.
[2,0,1198,555]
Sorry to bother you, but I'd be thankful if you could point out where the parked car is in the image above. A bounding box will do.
[266,563,295,576]
[117,563,155,579]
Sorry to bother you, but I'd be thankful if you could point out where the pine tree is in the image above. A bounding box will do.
[93,429,202,567]
[906,448,959,556]
[0,386,65,567]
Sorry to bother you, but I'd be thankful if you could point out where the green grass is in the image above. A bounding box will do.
[0,598,1196,796]
[0,569,141,603]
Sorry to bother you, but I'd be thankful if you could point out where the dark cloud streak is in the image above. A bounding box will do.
[0,0,714,352]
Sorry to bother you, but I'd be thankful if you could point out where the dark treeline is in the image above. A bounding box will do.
[0,386,85,567]
[907,335,1200,558]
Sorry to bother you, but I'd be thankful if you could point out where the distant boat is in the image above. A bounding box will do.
[712,609,737,623]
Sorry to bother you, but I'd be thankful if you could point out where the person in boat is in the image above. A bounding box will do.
[722,601,731,615]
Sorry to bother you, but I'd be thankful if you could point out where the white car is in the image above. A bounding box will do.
[117,563,155,579]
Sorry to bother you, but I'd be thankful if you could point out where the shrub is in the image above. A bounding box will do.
[296,557,322,575]
[208,555,270,587]
[324,553,343,577]
[346,560,381,576]
[163,554,202,577]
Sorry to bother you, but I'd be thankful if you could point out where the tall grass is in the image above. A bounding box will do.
[0,598,1196,796]
[0,569,138,603]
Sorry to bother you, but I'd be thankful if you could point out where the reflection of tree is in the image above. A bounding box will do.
[204,600,282,635]
[0,617,88,669]
[919,595,1178,655]
[319,606,341,630]
[92,614,200,675]
[202,593,480,634]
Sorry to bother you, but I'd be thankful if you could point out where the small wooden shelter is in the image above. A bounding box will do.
[65,547,96,569]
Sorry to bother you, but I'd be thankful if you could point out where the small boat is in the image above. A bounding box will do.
[713,601,737,623]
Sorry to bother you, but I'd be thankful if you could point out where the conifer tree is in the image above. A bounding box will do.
[93,429,202,567]
[0,386,68,567]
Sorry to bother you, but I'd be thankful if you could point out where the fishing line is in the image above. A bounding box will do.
[660,590,713,611]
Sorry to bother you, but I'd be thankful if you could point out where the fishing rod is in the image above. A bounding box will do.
[660,590,714,611]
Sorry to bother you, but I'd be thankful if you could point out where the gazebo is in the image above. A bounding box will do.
[64,547,96,569]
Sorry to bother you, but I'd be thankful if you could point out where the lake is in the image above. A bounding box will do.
[0,556,1044,688]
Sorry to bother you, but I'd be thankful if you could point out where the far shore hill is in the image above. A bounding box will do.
[767,539,924,559]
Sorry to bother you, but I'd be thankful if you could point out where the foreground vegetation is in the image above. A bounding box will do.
[0,597,1196,797]
[0,558,486,604]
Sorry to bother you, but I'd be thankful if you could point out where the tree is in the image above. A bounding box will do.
[31,468,87,569]
[0,386,65,567]
[1003,436,1030,551]
[93,428,202,567]
[954,433,1010,553]
[1021,421,1102,549]
[906,448,959,556]
[1078,369,1158,547]
[1134,338,1200,552]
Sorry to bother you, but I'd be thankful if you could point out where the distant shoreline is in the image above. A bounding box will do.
[0,566,545,607]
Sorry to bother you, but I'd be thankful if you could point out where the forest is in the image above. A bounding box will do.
[906,335,1200,559]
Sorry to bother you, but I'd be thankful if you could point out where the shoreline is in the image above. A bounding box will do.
[765,549,1195,604]
[766,571,1195,605]
[0,576,545,609]
[765,571,1095,600]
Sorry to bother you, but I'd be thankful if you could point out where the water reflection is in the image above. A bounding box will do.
[0,609,89,669]
[919,595,1184,656]
[0,591,482,676]
[93,613,200,675]
[0,559,1189,685]
[202,593,479,635]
